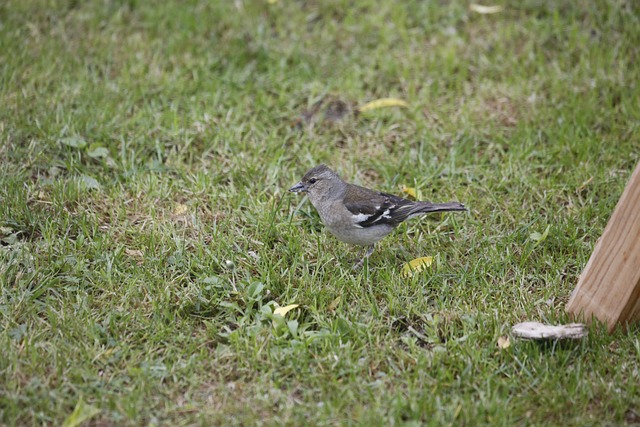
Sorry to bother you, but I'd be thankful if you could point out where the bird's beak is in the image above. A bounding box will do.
[288,182,307,193]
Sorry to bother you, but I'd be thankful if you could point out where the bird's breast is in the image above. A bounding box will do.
[325,222,394,246]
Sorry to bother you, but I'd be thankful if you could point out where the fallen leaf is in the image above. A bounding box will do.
[402,256,434,277]
[497,335,510,349]
[359,98,409,113]
[328,296,341,312]
[125,248,143,258]
[173,204,188,216]
[402,186,417,199]
[469,4,503,14]
[274,304,299,317]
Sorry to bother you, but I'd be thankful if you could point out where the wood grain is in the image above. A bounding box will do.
[566,161,640,332]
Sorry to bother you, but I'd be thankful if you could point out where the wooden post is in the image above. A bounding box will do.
[566,161,640,332]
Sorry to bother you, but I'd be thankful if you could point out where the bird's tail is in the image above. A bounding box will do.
[409,201,467,217]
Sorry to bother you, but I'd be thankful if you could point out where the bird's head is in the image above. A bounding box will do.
[288,164,341,199]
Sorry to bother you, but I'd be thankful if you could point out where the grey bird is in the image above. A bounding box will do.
[289,164,466,268]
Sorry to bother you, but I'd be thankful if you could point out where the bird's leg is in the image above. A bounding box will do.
[352,245,375,270]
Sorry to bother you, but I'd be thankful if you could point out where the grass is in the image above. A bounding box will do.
[1,0,640,425]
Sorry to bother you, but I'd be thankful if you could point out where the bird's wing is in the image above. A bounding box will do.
[343,187,414,228]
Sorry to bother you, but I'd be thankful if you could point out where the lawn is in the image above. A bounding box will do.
[1,0,639,425]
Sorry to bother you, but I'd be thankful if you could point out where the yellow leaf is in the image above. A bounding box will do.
[274,304,299,317]
[267,0,279,3]
[497,335,510,349]
[359,98,409,113]
[328,296,341,312]
[469,4,503,14]
[402,256,434,277]
[402,186,417,199]
[173,203,188,216]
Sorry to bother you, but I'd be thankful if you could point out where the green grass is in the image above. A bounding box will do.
[1,0,640,425]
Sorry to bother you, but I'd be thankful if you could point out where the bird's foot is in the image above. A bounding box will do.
[351,245,375,270]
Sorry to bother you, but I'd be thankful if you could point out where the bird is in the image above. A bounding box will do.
[289,164,466,268]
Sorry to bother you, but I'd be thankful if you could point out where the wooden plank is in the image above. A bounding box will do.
[566,161,640,332]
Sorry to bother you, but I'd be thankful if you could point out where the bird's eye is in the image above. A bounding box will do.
[308,178,317,184]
